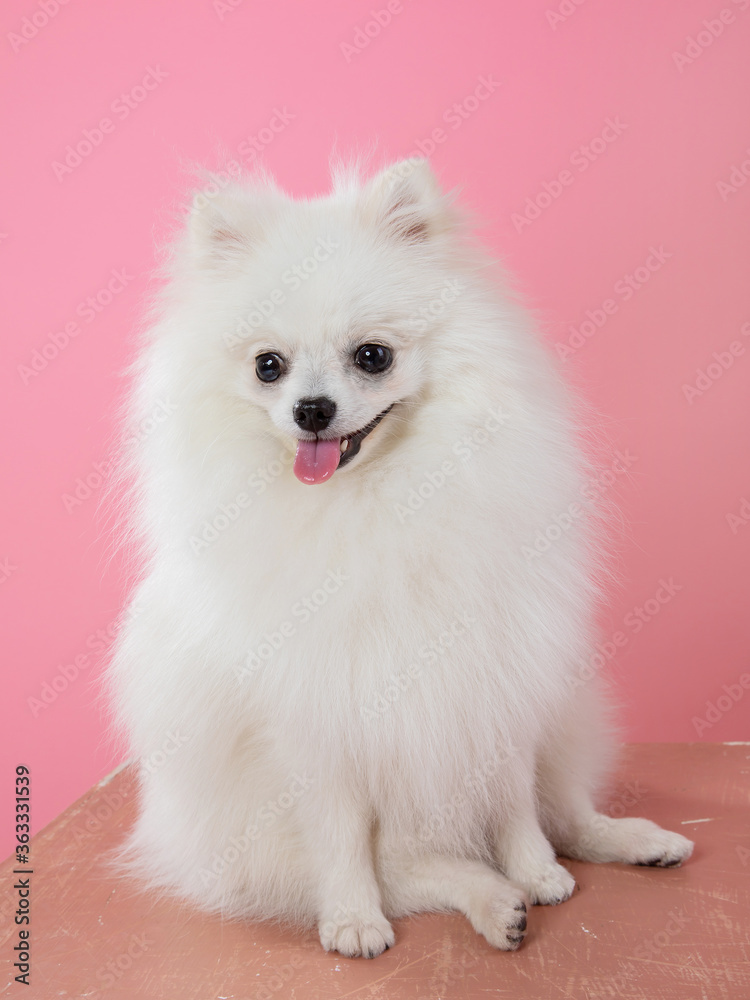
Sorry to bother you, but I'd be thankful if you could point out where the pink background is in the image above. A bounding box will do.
[2,0,749,843]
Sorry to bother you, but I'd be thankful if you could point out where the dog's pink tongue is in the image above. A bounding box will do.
[293,438,341,485]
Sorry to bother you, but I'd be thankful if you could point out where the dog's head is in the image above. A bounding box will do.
[186,159,464,484]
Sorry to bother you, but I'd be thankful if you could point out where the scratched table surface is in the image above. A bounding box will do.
[1,743,748,999]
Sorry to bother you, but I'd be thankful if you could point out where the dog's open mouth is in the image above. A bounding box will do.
[293,405,394,485]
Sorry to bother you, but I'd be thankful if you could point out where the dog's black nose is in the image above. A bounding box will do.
[293,397,337,434]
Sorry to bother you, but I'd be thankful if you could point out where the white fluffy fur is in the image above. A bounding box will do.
[108,158,693,958]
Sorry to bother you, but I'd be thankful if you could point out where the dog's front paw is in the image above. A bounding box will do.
[515,862,576,906]
[470,892,528,951]
[319,909,395,959]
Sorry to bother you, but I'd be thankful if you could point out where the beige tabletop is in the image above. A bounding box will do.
[1,742,748,999]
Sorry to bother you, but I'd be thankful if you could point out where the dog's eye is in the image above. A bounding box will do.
[255,353,286,383]
[354,344,392,374]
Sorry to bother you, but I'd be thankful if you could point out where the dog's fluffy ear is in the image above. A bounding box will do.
[187,190,254,270]
[364,159,452,243]
[188,177,284,269]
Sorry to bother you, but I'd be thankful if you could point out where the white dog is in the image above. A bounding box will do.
[109,158,693,958]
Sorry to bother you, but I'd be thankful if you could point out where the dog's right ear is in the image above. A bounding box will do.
[364,159,455,244]
[187,190,254,271]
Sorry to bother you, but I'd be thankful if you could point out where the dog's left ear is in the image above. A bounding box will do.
[364,159,454,244]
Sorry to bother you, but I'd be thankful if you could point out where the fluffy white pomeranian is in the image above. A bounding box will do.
[109,158,693,958]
